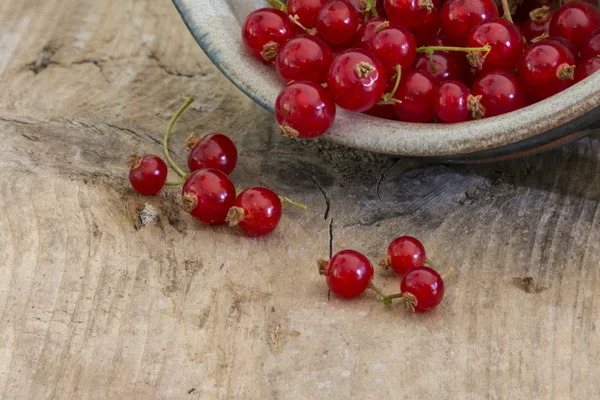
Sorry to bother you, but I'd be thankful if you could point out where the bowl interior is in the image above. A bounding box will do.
[173,0,600,157]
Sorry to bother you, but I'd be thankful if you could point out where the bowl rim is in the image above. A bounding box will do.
[172,0,600,157]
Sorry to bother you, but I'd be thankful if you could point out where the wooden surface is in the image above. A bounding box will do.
[1,1,600,399]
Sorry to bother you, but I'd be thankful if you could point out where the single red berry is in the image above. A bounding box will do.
[327,49,388,112]
[242,8,297,63]
[275,81,337,138]
[287,0,328,28]
[575,56,600,81]
[318,250,374,298]
[384,0,442,45]
[276,34,333,83]
[316,0,360,45]
[187,133,238,175]
[369,25,417,75]
[440,0,499,45]
[522,6,553,43]
[414,52,462,81]
[550,1,600,49]
[352,18,389,49]
[380,236,427,275]
[227,187,282,237]
[471,70,527,117]
[182,169,236,225]
[467,18,524,71]
[581,28,600,60]
[518,40,576,100]
[400,266,445,312]
[127,154,168,195]
[393,70,438,122]
[435,80,472,123]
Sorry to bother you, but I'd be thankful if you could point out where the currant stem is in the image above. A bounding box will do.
[164,97,194,178]
[379,65,402,104]
[368,283,387,299]
[289,14,316,35]
[424,258,436,269]
[417,44,492,56]
[364,0,379,22]
[385,293,403,300]
[280,196,308,210]
[266,0,286,11]
[441,267,455,280]
[165,179,186,186]
[501,0,514,23]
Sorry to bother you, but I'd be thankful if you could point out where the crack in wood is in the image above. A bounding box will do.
[306,174,330,220]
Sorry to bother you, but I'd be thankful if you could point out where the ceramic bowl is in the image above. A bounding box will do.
[172,0,600,162]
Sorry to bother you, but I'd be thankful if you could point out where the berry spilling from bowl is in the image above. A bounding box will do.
[242,0,600,139]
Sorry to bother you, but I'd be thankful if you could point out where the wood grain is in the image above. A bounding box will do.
[0,0,599,399]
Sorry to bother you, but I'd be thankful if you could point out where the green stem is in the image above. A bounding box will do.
[163,97,194,178]
[385,293,403,300]
[266,0,286,11]
[417,44,492,56]
[379,65,402,104]
[364,0,379,22]
[280,196,307,210]
[424,258,436,269]
[165,179,186,186]
[368,283,387,299]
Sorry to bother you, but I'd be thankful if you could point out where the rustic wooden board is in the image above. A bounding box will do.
[1,0,599,399]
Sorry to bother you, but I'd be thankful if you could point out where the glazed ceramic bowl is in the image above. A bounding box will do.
[172,0,600,162]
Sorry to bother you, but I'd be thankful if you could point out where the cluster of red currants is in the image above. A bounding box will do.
[126,97,305,237]
[242,0,600,138]
[318,236,450,312]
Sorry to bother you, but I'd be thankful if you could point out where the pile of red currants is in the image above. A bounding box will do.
[126,97,305,237]
[319,236,450,312]
[242,0,600,137]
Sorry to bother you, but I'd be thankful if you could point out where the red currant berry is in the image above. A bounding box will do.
[414,52,462,81]
[440,0,499,45]
[550,1,600,49]
[369,25,417,75]
[393,70,438,122]
[471,70,527,118]
[187,133,238,175]
[276,34,333,83]
[518,40,576,100]
[581,28,600,60]
[127,154,168,195]
[380,236,427,275]
[352,18,389,49]
[467,18,524,71]
[275,81,336,138]
[227,187,282,237]
[435,80,472,123]
[401,266,444,312]
[182,169,236,225]
[327,49,388,112]
[575,56,600,81]
[316,0,360,45]
[287,0,328,28]
[384,0,442,45]
[523,6,553,43]
[318,250,374,298]
[242,8,297,63]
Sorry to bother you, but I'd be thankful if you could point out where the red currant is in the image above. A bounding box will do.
[440,0,499,45]
[550,1,600,49]
[466,18,524,71]
[400,266,444,312]
[518,40,576,100]
[523,6,553,43]
[352,18,388,49]
[275,81,336,138]
[581,28,600,60]
[127,154,168,195]
[435,80,472,123]
[316,0,360,45]
[380,236,427,275]
[318,250,374,298]
[187,133,238,175]
[384,0,442,45]
[276,34,333,83]
[369,25,417,75]
[182,169,236,225]
[227,187,282,237]
[287,0,328,28]
[242,8,297,63]
[575,56,600,81]
[327,49,388,112]
[393,70,438,122]
[471,70,527,118]
[414,52,462,81]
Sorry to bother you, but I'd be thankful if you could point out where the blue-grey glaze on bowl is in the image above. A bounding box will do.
[172,0,600,161]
